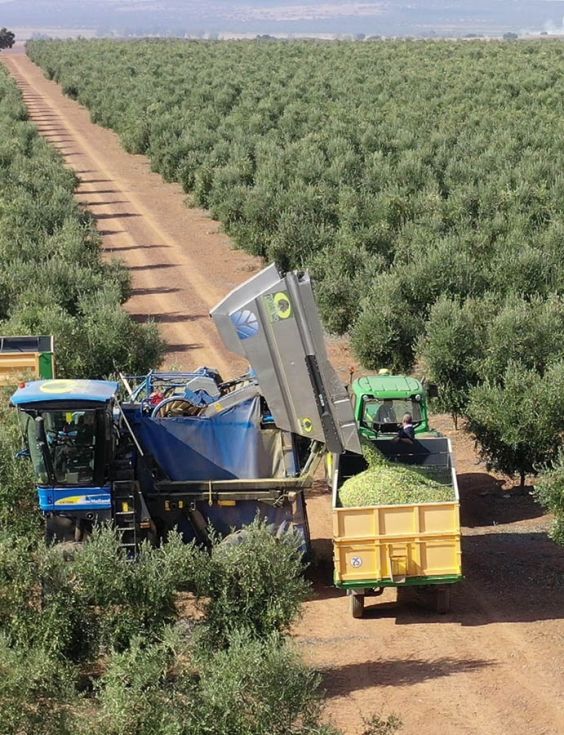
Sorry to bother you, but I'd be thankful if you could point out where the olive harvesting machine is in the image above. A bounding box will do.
[10,265,361,553]
[9,264,461,614]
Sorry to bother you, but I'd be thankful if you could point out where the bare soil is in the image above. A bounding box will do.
[3,48,563,735]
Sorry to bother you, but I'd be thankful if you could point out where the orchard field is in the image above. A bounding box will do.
[27,38,564,495]
[28,40,564,360]
[0,60,393,735]
[0,39,562,734]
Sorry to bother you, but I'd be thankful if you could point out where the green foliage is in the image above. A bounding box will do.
[0,526,201,661]
[419,294,564,430]
[82,631,185,735]
[0,522,343,735]
[466,361,564,486]
[0,636,75,735]
[26,39,564,372]
[83,630,338,735]
[190,519,309,647]
[533,450,564,544]
[0,520,310,653]
[23,40,564,483]
[190,631,337,735]
[417,295,492,420]
[0,393,40,538]
[479,295,564,382]
[0,65,165,378]
[361,715,402,735]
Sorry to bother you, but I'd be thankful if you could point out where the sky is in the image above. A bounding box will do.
[1,0,564,37]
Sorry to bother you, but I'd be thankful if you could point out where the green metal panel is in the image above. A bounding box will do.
[38,352,55,379]
[335,574,463,589]
[353,374,423,399]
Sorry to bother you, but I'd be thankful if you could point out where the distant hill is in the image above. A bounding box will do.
[2,0,564,38]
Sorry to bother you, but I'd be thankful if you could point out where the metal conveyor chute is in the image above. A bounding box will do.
[210,264,361,455]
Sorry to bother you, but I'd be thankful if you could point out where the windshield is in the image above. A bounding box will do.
[21,409,100,485]
[362,398,422,427]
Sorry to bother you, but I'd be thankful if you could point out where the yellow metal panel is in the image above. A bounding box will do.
[379,506,417,535]
[335,507,379,539]
[333,500,461,584]
[419,504,458,533]
[340,543,379,581]
[0,353,40,382]
[420,538,462,576]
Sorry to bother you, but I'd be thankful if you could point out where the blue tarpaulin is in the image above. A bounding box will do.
[133,397,275,481]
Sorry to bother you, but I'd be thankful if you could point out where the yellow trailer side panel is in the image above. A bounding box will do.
[333,501,461,584]
[0,353,40,382]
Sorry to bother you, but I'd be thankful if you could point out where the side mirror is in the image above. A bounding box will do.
[427,383,439,399]
[15,448,31,460]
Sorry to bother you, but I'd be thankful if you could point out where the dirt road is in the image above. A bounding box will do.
[3,48,563,735]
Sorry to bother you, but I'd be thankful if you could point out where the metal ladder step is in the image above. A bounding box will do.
[113,483,140,557]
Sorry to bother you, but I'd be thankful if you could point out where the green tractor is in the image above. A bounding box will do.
[351,370,439,442]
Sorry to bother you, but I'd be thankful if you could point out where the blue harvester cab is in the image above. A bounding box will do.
[11,379,118,516]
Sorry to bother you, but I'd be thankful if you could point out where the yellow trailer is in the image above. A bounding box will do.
[332,438,462,617]
[0,336,55,383]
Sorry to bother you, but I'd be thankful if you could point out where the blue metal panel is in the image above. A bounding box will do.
[38,485,112,512]
[133,396,275,481]
[11,380,118,406]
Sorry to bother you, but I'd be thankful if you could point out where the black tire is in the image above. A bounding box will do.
[350,594,365,619]
[218,528,250,547]
[44,515,75,543]
[435,586,450,614]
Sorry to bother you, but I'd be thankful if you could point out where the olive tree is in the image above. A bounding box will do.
[533,450,564,545]
[0,28,15,50]
[466,361,564,487]
[417,295,488,427]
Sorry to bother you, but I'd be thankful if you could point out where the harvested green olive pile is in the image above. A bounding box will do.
[339,465,454,507]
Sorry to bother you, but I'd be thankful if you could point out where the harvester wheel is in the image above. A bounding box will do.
[45,515,75,543]
[350,593,365,619]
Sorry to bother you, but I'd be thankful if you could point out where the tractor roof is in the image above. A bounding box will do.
[11,379,118,406]
[353,374,423,398]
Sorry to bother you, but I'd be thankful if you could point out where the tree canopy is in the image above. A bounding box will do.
[26,38,564,484]
[0,28,15,50]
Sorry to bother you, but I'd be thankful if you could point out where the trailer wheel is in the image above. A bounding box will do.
[435,586,450,614]
[350,593,365,619]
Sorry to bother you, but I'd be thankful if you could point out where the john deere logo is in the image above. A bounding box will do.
[264,291,293,322]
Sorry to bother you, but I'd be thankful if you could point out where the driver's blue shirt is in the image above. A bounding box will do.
[398,424,415,441]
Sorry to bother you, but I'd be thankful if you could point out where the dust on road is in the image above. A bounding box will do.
[2,48,563,735]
